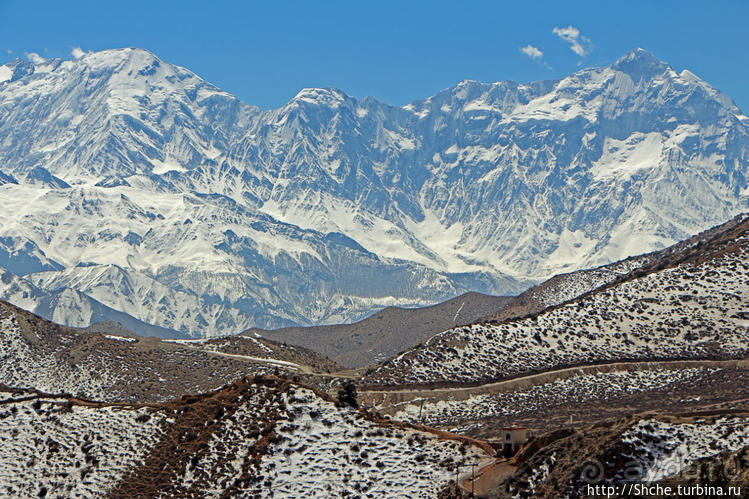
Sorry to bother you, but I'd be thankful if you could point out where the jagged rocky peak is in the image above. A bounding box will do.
[611,47,670,75]
[0,45,259,183]
[606,48,743,117]
[291,87,352,106]
[0,58,34,83]
[24,166,70,189]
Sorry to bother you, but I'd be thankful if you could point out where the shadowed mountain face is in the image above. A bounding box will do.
[0,48,747,337]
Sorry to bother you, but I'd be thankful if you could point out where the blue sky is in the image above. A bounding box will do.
[1,0,747,111]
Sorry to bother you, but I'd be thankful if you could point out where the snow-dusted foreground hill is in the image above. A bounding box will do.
[503,414,749,497]
[390,367,726,429]
[0,377,492,498]
[0,46,747,336]
[480,211,749,325]
[0,396,169,498]
[363,216,749,386]
[0,299,337,402]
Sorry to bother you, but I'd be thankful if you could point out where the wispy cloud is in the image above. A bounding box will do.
[71,46,89,59]
[519,45,543,60]
[6,49,11,55]
[552,25,591,57]
[26,52,45,64]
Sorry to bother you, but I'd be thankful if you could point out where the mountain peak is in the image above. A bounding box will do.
[0,48,171,86]
[611,48,669,77]
[291,87,352,107]
[616,47,661,63]
[79,47,163,71]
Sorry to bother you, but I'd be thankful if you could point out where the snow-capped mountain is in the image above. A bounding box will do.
[0,47,747,336]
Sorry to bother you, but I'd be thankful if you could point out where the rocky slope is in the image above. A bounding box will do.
[0,47,747,336]
[376,361,749,439]
[0,376,492,498]
[0,299,338,403]
[362,215,749,387]
[499,413,749,497]
[251,291,512,368]
[481,211,749,323]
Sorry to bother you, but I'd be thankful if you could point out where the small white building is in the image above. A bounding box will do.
[499,427,528,457]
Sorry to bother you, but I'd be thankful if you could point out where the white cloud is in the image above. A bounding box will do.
[519,45,543,59]
[71,46,88,59]
[26,52,45,64]
[553,25,591,57]
[6,49,11,55]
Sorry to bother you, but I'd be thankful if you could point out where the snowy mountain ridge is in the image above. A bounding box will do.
[0,47,747,336]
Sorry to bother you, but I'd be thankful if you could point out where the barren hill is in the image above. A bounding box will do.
[363,214,749,387]
[497,412,749,498]
[0,376,492,498]
[477,212,749,326]
[0,300,339,403]
[250,291,512,368]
